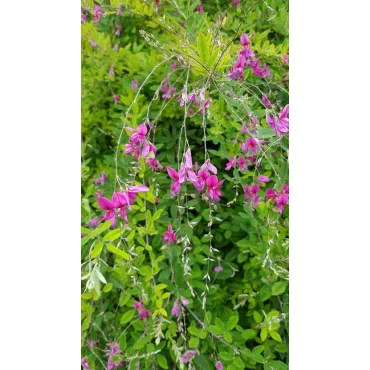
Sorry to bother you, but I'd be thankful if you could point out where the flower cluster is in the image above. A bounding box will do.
[266,184,289,214]
[244,184,261,206]
[123,123,162,171]
[93,5,102,24]
[134,298,152,322]
[167,150,224,202]
[81,356,90,369]
[97,185,149,228]
[228,33,270,81]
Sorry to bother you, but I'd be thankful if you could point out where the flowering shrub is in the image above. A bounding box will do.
[81,1,289,369]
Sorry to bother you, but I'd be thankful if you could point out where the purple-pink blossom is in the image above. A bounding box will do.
[225,156,237,171]
[282,54,289,66]
[93,6,102,24]
[266,104,289,138]
[216,361,223,370]
[131,79,138,90]
[214,266,223,272]
[171,299,180,317]
[197,3,204,13]
[163,224,177,245]
[181,297,189,305]
[82,357,90,369]
[266,185,289,214]
[113,94,120,104]
[115,25,121,36]
[90,40,97,48]
[258,175,270,184]
[237,157,248,170]
[262,93,272,107]
[244,184,260,206]
[167,167,186,197]
[205,175,224,202]
[170,62,177,70]
[134,298,152,322]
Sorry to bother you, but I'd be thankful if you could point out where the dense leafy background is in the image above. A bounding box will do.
[81,1,289,369]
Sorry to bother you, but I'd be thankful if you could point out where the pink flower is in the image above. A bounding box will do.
[187,92,199,106]
[201,159,217,174]
[235,54,246,69]
[94,6,102,24]
[216,361,223,370]
[214,266,223,272]
[225,156,237,170]
[241,137,259,155]
[128,123,147,144]
[206,175,224,202]
[182,350,196,363]
[275,193,289,214]
[163,224,177,245]
[197,3,204,13]
[131,79,138,90]
[262,93,272,107]
[109,68,114,77]
[148,158,163,171]
[237,157,247,170]
[170,63,177,70]
[193,169,210,192]
[234,0,239,7]
[109,342,121,356]
[90,40,97,48]
[115,25,121,36]
[162,87,176,99]
[113,94,120,104]
[258,175,270,184]
[266,105,289,138]
[134,298,151,321]
[244,184,260,206]
[171,299,180,317]
[181,297,189,305]
[89,217,99,227]
[82,357,90,369]
[282,54,289,66]
[139,309,151,322]
[240,33,249,46]
[81,14,87,24]
[107,357,122,370]
[266,189,278,202]
[167,167,186,197]
[134,298,145,313]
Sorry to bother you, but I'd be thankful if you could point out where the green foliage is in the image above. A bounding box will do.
[81,0,289,369]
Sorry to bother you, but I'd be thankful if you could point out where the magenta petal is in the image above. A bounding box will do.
[137,123,147,136]
[141,142,150,157]
[179,167,186,184]
[187,169,198,183]
[119,207,128,223]
[112,192,127,208]
[167,167,178,179]
[206,160,217,174]
[128,185,149,193]
[185,149,193,169]
[206,175,218,188]
[216,179,225,188]
[98,197,114,211]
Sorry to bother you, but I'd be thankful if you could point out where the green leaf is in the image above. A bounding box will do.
[260,285,272,301]
[90,242,104,258]
[156,354,168,369]
[106,244,130,260]
[272,282,287,296]
[254,311,263,324]
[233,356,245,369]
[90,220,111,238]
[269,330,282,342]
[224,332,233,343]
[120,309,135,324]
[197,33,208,65]
[219,352,233,361]
[103,228,124,242]
[242,329,256,340]
[189,337,199,348]
[260,328,268,341]
[258,127,275,138]
[269,360,288,370]
[226,316,239,331]
[103,283,113,293]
